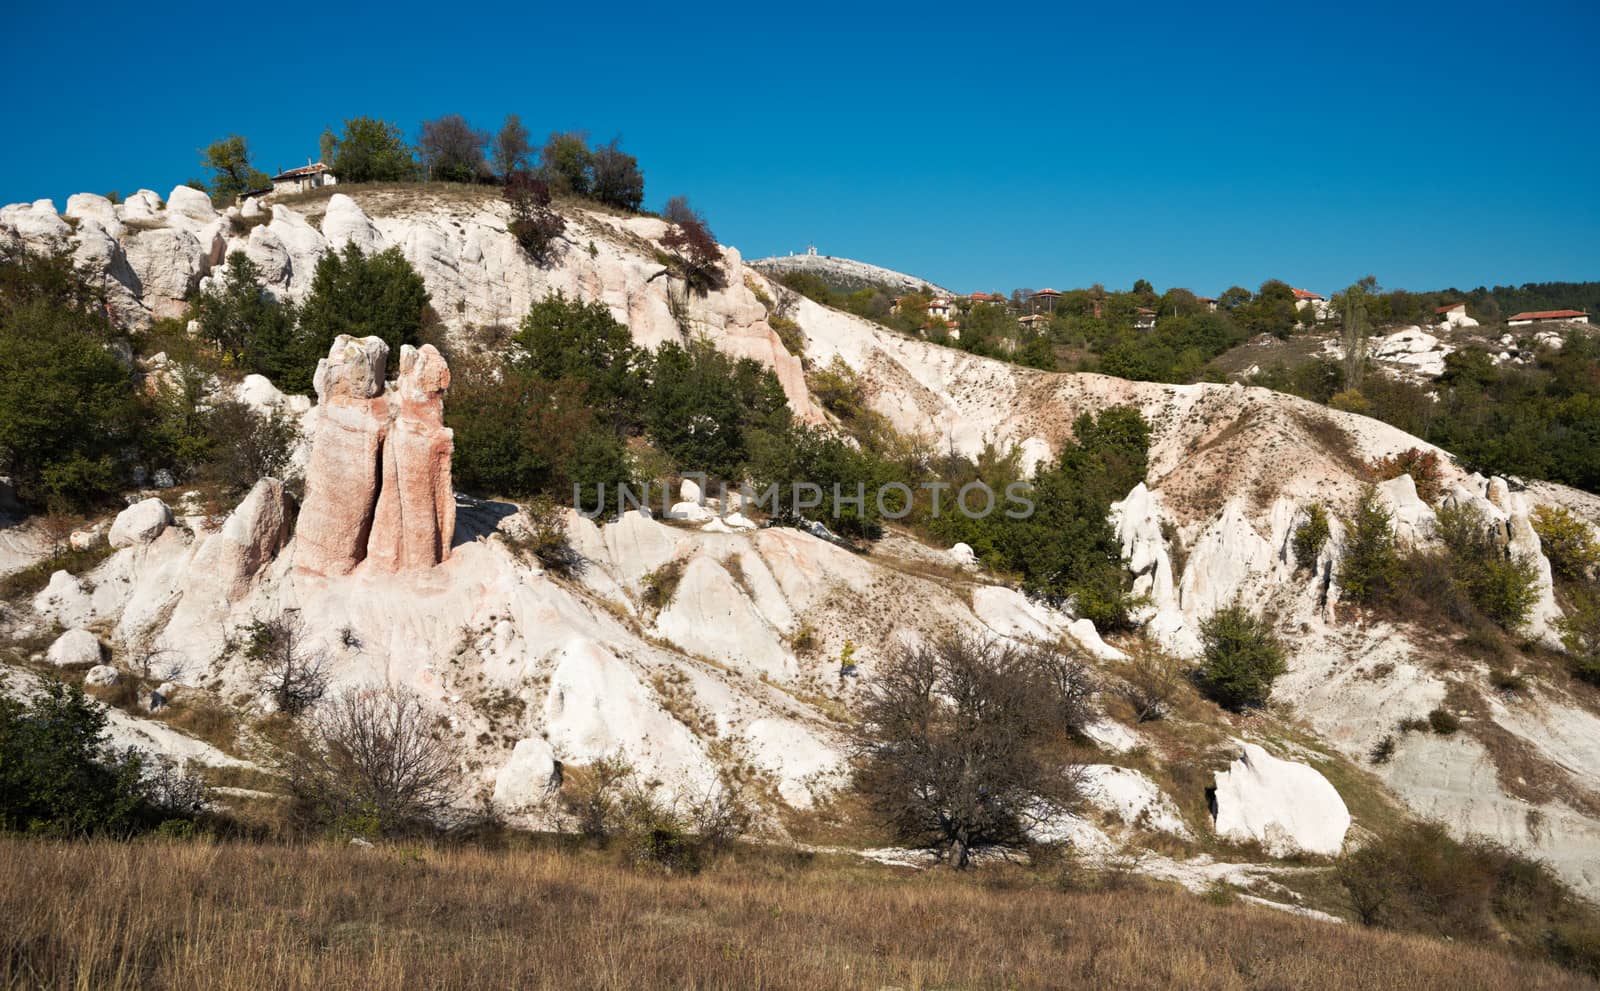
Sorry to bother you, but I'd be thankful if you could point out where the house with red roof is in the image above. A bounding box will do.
[1508,309,1589,327]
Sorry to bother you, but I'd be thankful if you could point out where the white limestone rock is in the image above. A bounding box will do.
[47,629,103,669]
[32,570,95,628]
[84,664,121,688]
[0,199,70,243]
[165,184,217,223]
[1212,743,1350,856]
[947,542,978,568]
[1375,473,1437,546]
[492,737,560,811]
[321,194,383,253]
[109,498,174,548]
[1082,764,1191,837]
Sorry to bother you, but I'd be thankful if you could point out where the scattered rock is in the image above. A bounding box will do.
[109,497,174,548]
[947,542,978,568]
[47,629,103,669]
[84,664,121,687]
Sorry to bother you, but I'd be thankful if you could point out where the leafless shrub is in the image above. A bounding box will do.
[1113,642,1187,723]
[284,685,462,838]
[853,633,1088,868]
[241,611,328,717]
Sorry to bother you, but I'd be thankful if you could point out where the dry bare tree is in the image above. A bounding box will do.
[853,633,1088,868]
[242,610,328,717]
[285,685,461,838]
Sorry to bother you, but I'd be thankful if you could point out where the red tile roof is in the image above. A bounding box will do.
[1031,288,1061,297]
[1436,302,1466,314]
[1508,309,1588,321]
[1291,287,1323,300]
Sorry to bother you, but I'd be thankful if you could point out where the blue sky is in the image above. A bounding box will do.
[3,0,1595,296]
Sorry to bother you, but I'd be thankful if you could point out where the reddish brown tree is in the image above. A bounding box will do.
[503,171,565,264]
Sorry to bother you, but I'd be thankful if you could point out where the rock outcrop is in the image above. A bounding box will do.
[295,336,454,576]
[1212,743,1351,856]
[47,629,103,669]
[109,498,173,549]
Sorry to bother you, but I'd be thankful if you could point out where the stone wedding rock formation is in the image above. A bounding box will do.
[294,336,455,576]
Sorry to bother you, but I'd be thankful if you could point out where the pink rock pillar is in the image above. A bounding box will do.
[365,344,456,571]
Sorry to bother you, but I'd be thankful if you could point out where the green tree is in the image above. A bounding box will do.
[328,117,416,183]
[192,252,306,387]
[642,341,789,478]
[417,114,488,183]
[297,244,430,375]
[540,131,593,197]
[0,682,202,836]
[591,138,645,212]
[201,135,271,205]
[1339,486,1400,605]
[491,113,532,177]
[513,291,641,425]
[1197,606,1286,711]
[0,297,138,507]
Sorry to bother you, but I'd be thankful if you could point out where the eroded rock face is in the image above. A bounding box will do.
[295,336,454,576]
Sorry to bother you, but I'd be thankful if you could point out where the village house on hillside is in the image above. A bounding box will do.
[1292,287,1330,321]
[270,162,337,196]
[926,297,956,322]
[1436,302,1479,328]
[1029,288,1061,314]
[1135,307,1157,331]
[1508,309,1590,327]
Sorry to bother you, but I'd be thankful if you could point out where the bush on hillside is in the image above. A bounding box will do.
[1531,505,1600,582]
[296,244,430,386]
[1337,821,1600,977]
[1292,503,1330,570]
[1369,447,1444,504]
[1558,588,1600,685]
[328,116,416,183]
[0,681,205,836]
[1435,504,1539,630]
[854,634,1088,868]
[283,685,460,838]
[1196,606,1286,711]
[504,171,565,264]
[1338,486,1400,605]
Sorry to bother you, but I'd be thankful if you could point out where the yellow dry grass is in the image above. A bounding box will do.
[1,837,1592,990]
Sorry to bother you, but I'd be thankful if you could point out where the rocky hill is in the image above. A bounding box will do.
[4,183,1600,911]
[749,250,956,297]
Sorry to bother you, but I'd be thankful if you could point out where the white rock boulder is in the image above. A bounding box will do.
[109,497,174,548]
[1212,743,1350,857]
[492,737,560,810]
[84,664,121,688]
[47,629,103,668]
[947,542,978,568]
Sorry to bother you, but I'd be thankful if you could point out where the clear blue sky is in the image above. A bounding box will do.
[3,0,1595,296]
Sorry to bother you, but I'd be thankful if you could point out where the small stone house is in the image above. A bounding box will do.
[270,162,337,196]
[1508,309,1590,327]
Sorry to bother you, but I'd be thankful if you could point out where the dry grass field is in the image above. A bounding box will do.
[2,838,1593,991]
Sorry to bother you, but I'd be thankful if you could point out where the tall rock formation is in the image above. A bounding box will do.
[295,336,455,576]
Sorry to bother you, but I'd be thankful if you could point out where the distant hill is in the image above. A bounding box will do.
[749,251,956,298]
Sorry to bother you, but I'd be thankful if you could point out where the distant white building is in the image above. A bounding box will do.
[1435,302,1479,328]
[926,297,956,322]
[1508,309,1589,327]
[270,162,336,196]
[1135,307,1157,331]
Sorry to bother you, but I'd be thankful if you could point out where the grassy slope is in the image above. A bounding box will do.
[2,838,1593,991]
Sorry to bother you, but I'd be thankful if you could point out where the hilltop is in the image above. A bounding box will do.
[749,248,956,298]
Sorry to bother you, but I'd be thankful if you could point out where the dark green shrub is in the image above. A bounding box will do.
[1427,708,1461,735]
[1196,606,1286,711]
[0,682,204,836]
[297,244,430,388]
[1339,486,1400,605]
[1292,503,1330,569]
[1531,504,1600,583]
[1436,504,1539,629]
[191,252,306,387]
[1559,588,1600,684]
